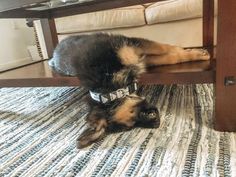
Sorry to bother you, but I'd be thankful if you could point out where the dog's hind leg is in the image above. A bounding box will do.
[144,48,210,66]
[129,37,180,55]
[127,38,210,66]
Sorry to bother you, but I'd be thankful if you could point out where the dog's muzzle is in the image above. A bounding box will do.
[89,82,138,104]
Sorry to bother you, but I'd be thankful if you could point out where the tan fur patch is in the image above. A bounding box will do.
[117,46,142,65]
[113,95,142,127]
[112,71,125,85]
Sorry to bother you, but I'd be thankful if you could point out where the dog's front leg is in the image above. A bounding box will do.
[112,66,144,87]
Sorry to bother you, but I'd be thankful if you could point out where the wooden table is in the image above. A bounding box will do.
[0,0,235,131]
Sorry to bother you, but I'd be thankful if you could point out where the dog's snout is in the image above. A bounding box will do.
[148,111,157,119]
[135,101,160,128]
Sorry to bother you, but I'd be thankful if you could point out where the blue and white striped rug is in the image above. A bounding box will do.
[0,85,235,177]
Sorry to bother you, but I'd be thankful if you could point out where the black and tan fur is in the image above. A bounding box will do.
[50,33,210,148]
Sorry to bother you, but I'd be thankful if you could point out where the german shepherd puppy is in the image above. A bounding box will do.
[49,33,210,148]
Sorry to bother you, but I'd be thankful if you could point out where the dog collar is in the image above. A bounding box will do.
[89,82,138,104]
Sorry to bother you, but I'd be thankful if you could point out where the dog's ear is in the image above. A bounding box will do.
[76,115,107,149]
[76,126,105,149]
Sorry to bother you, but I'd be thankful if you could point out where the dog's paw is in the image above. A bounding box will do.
[186,48,210,60]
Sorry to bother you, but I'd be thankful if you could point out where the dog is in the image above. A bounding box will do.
[49,33,210,148]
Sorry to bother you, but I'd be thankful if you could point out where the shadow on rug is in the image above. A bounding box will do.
[0,85,235,177]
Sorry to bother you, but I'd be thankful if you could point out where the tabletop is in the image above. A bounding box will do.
[0,0,161,18]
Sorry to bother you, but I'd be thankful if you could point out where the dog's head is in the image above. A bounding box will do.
[77,94,160,149]
[111,94,160,128]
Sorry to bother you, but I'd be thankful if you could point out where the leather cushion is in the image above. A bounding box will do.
[55,5,146,33]
[145,0,217,24]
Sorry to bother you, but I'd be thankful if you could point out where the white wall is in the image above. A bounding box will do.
[0,19,36,70]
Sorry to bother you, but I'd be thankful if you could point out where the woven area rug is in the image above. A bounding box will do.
[0,84,235,177]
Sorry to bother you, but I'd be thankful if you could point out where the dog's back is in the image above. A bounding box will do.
[50,33,131,91]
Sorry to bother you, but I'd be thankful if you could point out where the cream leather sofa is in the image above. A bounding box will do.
[35,0,217,59]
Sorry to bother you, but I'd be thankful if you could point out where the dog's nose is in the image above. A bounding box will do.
[146,106,158,119]
[148,112,157,119]
[146,107,160,127]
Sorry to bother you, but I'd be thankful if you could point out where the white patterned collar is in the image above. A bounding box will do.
[89,82,138,104]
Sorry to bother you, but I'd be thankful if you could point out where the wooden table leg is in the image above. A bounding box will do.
[203,0,214,57]
[37,18,58,59]
[215,0,236,131]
